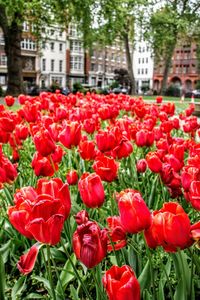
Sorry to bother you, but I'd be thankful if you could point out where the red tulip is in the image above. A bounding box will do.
[78,139,97,160]
[8,178,71,244]
[59,121,81,149]
[156,96,163,104]
[116,189,151,234]
[75,210,89,225]
[66,169,79,185]
[73,221,107,268]
[4,95,15,106]
[33,128,56,156]
[31,152,58,177]
[190,221,200,246]
[102,265,140,300]
[96,130,117,152]
[107,216,127,251]
[144,202,192,252]
[17,243,41,275]
[78,172,105,208]
[113,137,133,159]
[93,155,119,182]
[146,152,162,173]
[187,181,200,211]
[136,159,147,173]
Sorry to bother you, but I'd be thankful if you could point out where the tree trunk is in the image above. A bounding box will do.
[124,33,136,95]
[160,42,177,95]
[0,6,24,96]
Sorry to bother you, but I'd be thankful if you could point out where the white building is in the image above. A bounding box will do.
[133,40,154,94]
[39,27,67,89]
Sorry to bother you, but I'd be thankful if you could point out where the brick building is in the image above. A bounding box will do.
[153,42,200,93]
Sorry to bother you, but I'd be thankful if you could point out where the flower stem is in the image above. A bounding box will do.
[142,232,156,299]
[60,239,93,300]
[46,245,56,300]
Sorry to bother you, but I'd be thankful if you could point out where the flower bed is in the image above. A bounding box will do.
[0,92,199,299]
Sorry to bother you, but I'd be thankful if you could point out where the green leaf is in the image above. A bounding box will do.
[11,276,27,300]
[174,278,186,300]
[70,284,79,300]
[138,260,150,292]
[0,240,11,263]
[56,253,76,295]
[32,276,51,295]
[0,253,5,300]
[23,293,44,299]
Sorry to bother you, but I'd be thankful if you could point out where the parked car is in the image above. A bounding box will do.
[112,87,128,94]
[192,89,200,98]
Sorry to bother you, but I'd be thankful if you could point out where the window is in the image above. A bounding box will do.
[91,63,96,71]
[50,42,54,51]
[98,64,103,72]
[59,60,63,72]
[23,22,29,32]
[139,46,141,53]
[138,58,141,64]
[0,34,4,45]
[59,30,63,37]
[141,69,144,74]
[146,57,148,63]
[51,76,62,86]
[0,54,7,66]
[142,58,144,63]
[145,68,148,74]
[138,69,140,75]
[69,25,78,37]
[0,75,6,84]
[21,39,36,50]
[70,56,83,71]
[59,43,63,52]
[42,41,46,49]
[50,29,54,36]
[70,40,83,52]
[42,58,46,71]
[51,59,55,72]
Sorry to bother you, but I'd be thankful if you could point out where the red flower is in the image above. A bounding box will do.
[66,169,79,185]
[17,243,41,275]
[135,129,154,147]
[136,159,147,173]
[78,139,97,160]
[107,216,127,251]
[187,181,200,210]
[8,178,71,245]
[59,121,81,149]
[146,152,162,173]
[190,221,200,247]
[92,155,119,182]
[116,189,151,234]
[144,202,191,252]
[156,96,163,104]
[4,95,15,106]
[96,130,117,152]
[73,221,107,268]
[32,152,58,177]
[33,128,56,156]
[75,210,89,225]
[113,137,133,159]
[78,172,105,208]
[102,265,140,300]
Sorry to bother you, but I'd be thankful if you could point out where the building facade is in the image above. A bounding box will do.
[153,42,200,93]
[39,26,67,89]
[88,43,127,88]
[132,40,154,94]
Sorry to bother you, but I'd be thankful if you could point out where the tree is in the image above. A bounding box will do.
[95,0,150,95]
[114,68,131,87]
[149,0,200,95]
[0,0,96,95]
